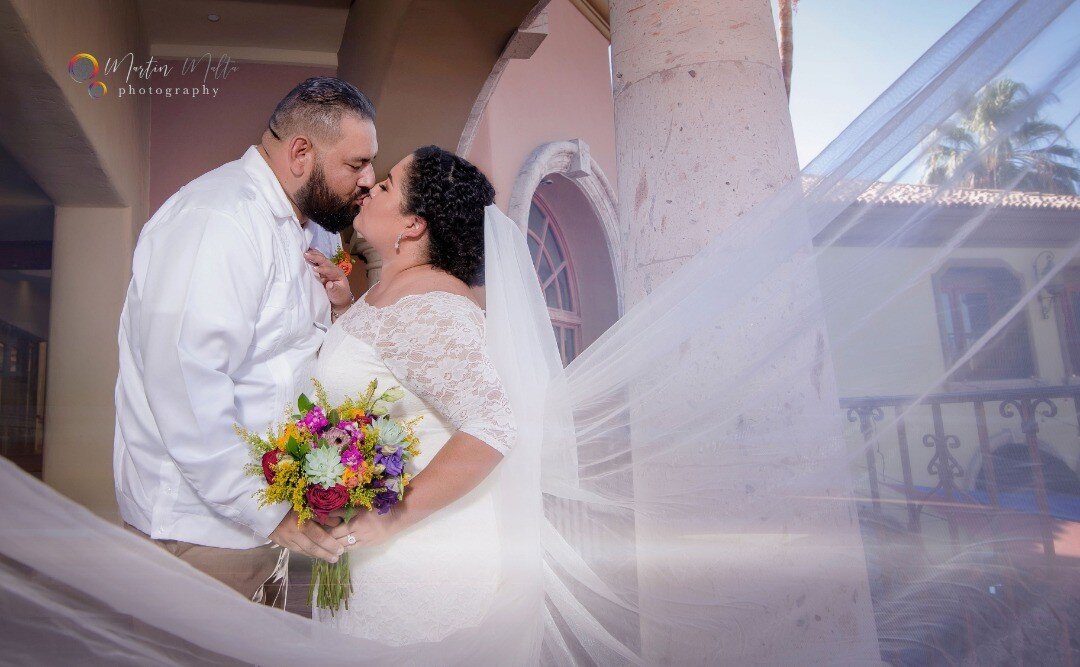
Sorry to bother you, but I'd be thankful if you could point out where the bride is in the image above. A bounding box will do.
[312,144,539,646]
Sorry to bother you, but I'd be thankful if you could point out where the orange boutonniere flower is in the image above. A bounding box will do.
[331,248,355,277]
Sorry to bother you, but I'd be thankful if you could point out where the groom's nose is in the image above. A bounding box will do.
[357,164,376,189]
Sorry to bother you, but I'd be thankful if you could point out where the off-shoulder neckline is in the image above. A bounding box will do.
[358,287,484,313]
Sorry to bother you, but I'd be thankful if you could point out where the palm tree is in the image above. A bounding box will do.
[923,79,1080,194]
[778,0,798,98]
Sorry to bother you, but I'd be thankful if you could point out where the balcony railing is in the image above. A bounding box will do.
[840,385,1080,663]
[841,385,1080,561]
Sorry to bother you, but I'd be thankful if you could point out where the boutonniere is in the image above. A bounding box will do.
[331,248,355,277]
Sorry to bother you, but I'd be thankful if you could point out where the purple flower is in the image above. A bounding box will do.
[299,406,329,434]
[376,447,405,477]
[372,489,399,515]
[340,445,363,469]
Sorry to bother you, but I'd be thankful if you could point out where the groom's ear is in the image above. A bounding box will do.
[287,136,315,177]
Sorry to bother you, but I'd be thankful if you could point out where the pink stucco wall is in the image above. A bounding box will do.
[467,0,617,209]
[468,0,620,347]
[149,61,335,214]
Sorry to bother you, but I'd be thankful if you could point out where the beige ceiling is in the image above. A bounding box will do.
[138,0,609,68]
[137,0,351,66]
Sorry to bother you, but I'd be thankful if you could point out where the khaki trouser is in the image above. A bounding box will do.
[124,523,288,608]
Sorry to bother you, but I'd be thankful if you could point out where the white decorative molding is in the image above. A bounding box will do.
[508,138,624,311]
[348,234,382,286]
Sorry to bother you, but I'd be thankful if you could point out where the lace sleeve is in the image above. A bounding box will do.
[375,293,516,455]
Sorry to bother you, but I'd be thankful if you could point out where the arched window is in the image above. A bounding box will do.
[527,197,581,365]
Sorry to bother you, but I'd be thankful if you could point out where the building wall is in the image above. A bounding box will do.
[820,245,1070,392]
[3,0,153,517]
[7,0,151,217]
[818,243,1080,490]
[466,0,620,350]
[150,61,335,214]
[467,0,617,212]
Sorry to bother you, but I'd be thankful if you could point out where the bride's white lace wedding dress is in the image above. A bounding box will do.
[312,288,516,645]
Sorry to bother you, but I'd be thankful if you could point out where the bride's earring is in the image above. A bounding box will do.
[394,232,404,251]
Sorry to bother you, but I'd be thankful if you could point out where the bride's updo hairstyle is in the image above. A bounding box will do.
[402,145,495,286]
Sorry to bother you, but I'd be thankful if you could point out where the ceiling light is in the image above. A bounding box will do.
[207,13,220,22]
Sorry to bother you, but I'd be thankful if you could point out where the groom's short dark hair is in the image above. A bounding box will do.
[268,76,376,144]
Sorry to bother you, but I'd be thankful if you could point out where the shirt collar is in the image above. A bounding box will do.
[241,145,302,225]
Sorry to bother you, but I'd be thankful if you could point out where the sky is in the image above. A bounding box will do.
[787,0,980,167]
[785,0,1080,169]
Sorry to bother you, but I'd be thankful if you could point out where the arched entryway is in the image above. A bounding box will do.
[511,140,620,365]
[527,195,581,364]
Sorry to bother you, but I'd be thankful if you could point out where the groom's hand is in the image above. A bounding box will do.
[304,249,353,311]
[269,510,344,563]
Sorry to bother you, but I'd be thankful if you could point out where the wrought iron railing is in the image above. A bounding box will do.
[841,386,1079,662]
[841,385,1080,561]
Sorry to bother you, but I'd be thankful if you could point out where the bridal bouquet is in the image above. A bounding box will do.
[238,379,421,614]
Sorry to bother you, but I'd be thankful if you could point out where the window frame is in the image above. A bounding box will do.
[932,261,1039,385]
[528,195,582,365]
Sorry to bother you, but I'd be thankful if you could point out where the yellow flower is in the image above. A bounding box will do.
[341,466,361,489]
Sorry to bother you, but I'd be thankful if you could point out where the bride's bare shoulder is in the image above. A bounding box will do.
[425,274,481,310]
[376,270,480,310]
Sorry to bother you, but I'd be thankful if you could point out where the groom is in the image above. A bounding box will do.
[113,76,377,606]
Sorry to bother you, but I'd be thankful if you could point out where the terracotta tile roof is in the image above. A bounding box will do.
[854,182,1080,211]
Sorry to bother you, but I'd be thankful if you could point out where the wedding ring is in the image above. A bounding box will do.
[346,533,356,545]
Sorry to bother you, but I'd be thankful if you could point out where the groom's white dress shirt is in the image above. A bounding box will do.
[114,146,341,549]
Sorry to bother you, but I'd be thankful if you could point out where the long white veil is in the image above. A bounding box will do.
[3,0,1080,662]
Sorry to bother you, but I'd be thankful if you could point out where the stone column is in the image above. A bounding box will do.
[349,235,383,288]
[42,207,137,520]
[610,0,880,662]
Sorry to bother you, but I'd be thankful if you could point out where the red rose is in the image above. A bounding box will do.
[306,484,350,522]
[261,450,283,484]
[358,414,373,426]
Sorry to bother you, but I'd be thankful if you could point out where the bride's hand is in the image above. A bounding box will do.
[304,248,353,311]
[330,510,394,551]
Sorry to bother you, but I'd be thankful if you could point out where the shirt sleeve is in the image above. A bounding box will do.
[375,295,517,455]
[138,207,288,538]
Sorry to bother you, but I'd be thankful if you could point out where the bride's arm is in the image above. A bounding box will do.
[332,432,502,546]
[331,294,517,548]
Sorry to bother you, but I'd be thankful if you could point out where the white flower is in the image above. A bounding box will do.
[378,387,405,403]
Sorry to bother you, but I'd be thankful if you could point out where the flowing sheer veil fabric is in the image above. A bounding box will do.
[3,0,1080,662]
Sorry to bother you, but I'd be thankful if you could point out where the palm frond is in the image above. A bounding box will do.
[918,78,1079,194]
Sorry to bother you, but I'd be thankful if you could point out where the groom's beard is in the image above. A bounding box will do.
[296,161,361,233]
